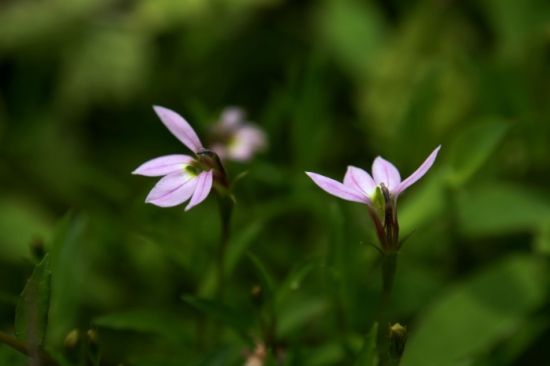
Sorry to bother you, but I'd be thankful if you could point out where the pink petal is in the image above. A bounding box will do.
[146,173,197,207]
[228,126,267,162]
[372,157,401,190]
[344,166,376,198]
[305,172,369,204]
[185,170,214,211]
[153,105,203,153]
[132,154,194,176]
[394,145,441,195]
[145,172,191,201]
[221,107,245,128]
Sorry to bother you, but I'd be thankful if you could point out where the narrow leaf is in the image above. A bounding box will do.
[15,254,52,346]
[247,252,276,303]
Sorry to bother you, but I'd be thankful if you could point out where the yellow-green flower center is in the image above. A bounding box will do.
[184,164,199,177]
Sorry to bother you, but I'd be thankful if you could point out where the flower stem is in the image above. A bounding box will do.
[376,252,398,366]
[216,194,233,301]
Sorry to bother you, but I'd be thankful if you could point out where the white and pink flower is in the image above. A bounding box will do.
[209,107,267,162]
[133,106,222,211]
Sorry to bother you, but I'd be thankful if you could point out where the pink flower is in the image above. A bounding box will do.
[306,146,441,249]
[133,106,222,211]
[209,107,267,162]
[306,146,441,206]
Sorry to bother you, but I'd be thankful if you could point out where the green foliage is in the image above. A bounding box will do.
[401,255,547,366]
[457,184,550,237]
[446,118,510,187]
[182,295,254,344]
[355,323,378,366]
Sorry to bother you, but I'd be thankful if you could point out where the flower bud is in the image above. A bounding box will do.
[64,329,80,349]
[251,284,263,307]
[388,323,407,360]
[87,328,99,345]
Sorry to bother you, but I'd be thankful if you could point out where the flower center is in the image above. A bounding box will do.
[184,164,199,177]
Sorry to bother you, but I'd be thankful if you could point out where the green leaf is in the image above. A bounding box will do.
[307,341,347,366]
[0,345,26,366]
[193,345,241,366]
[355,323,378,366]
[446,117,509,187]
[401,255,547,366]
[456,183,550,237]
[15,254,52,346]
[397,172,446,238]
[93,309,189,340]
[182,295,253,344]
[0,197,52,261]
[46,214,87,344]
[199,221,265,296]
[277,297,328,337]
[275,260,317,307]
[535,220,550,255]
[489,316,550,365]
[247,252,276,304]
[482,0,550,55]
[318,0,385,77]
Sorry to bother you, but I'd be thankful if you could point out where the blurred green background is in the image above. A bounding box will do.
[1,0,549,365]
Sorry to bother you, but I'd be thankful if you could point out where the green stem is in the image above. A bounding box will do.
[216,195,233,301]
[377,252,398,366]
[0,330,57,366]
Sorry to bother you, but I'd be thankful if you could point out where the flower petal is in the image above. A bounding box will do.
[132,154,194,176]
[372,157,401,190]
[145,172,191,201]
[394,145,441,195]
[344,166,377,197]
[305,172,369,204]
[146,172,197,207]
[228,126,267,161]
[221,107,245,128]
[153,105,203,153]
[185,170,214,211]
